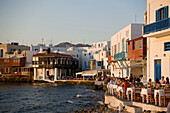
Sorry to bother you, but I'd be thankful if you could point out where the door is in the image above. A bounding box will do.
[47,71,49,76]
[154,59,161,81]
[0,49,3,57]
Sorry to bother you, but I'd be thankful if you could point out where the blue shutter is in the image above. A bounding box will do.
[164,6,168,19]
[156,10,159,21]
[126,39,129,53]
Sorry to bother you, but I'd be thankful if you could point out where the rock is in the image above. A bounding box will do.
[98,101,104,105]
[119,103,124,112]
[67,100,73,104]
[76,94,82,98]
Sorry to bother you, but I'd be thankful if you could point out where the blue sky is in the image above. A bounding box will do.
[0,0,147,45]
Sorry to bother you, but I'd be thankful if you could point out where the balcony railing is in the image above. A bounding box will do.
[114,52,126,61]
[143,18,170,34]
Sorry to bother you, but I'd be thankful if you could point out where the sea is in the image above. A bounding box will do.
[0,83,105,113]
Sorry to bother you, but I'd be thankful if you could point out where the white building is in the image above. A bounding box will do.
[143,0,170,81]
[30,41,111,71]
[110,24,143,77]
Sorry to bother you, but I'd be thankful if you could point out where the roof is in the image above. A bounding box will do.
[33,52,78,61]
[0,56,25,59]
[127,36,143,42]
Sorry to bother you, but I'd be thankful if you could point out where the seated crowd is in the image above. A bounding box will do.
[107,74,170,107]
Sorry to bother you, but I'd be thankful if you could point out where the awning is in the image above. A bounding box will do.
[76,69,110,76]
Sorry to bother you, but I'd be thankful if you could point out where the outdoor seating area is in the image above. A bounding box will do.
[107,77,170,107]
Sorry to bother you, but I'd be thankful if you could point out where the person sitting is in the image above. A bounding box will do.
[156,78,160,84]
[148,78,152,86]
[136,78,143,87]
[123,80,130,92]
[120,79,130,92]
[159,76,166,84]
[166,77,169,84]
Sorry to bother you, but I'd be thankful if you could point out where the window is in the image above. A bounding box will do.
[58,59,60,64]
[114,45,117,54]
[32,61,38,65]
[98,44,100,47]
[90,56,93,59]
[132,41,135,50]
[126,39,129,53]
[118,43,120,53]
[4,59,9,62]
[0,49,3,57]
[84,54,86,56]
[5,68,10,73]
[133,40,143,50]
[122,38,125,52]
[13,59,20,63]
[89,53,91,55]
[77,55,78,57]
[165,42,170,51]
[156,6,168,21]
[84,61,87,68]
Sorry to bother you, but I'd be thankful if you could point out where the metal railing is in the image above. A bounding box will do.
[114,52,126,61]
[143,18,170,34]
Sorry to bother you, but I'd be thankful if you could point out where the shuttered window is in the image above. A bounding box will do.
[156,6,168,21]
[164,42,170,51]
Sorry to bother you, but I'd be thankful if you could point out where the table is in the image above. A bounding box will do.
[117,87,124,99]
[154,89,170,106]
[126,87,141,101]
[141,88,150,103]
[107,83,117,95]
[154,89,163,106]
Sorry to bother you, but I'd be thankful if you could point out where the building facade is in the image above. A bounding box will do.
[30,41,111,72]
[0,56,30,76]
[110,24,143,77]
[127,37,147,80]
[32,49,78,81]
[143,0,170,81]
[0,42,30,58]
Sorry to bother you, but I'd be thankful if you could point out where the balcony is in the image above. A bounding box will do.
[143,18,170,37]
[114,52,126,61]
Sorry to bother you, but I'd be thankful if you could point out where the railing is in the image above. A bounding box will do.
[114,52,126,61]
[143,18,170,34]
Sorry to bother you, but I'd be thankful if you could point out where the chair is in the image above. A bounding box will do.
[147,87,155,104]
[165,84,170,89]
[161,88,170,107]
[133,87,142,102]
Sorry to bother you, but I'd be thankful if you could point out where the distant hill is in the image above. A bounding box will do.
[54,42,91,47]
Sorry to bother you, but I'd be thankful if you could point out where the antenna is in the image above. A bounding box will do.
[135,15,137,23]
[83,39,85,45]
[42,37,44,44]
[50,38,52,45]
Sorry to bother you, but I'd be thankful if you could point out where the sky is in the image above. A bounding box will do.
[0,0,147,46]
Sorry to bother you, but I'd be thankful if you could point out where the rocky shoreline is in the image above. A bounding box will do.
[74,105,127,113]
